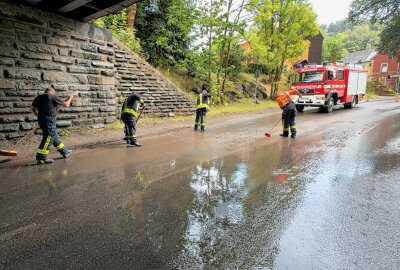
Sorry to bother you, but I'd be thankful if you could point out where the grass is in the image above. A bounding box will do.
[105,98,278,129]
[365,91,379,100]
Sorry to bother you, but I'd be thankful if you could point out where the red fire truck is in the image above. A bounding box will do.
[289,64,368,113]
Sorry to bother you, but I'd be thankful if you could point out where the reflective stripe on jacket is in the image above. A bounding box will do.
[122,97,143,117]
[196,93,210,110]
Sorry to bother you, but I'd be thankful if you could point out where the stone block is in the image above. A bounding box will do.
[91,61,114,69]
[4,68,41,80]
[0,58,15,66]
[53,56,75,64]
[13,101,31,108]
[26,115,37,122]
[75,21,90,36]
[0,2,13,18]
[37,62,66,72]
[21,53,52,61]
[98,47,113,55]
[43,71,88,84]
[4,90,38,98]
[16,81,48,90]
[56,121,72,128]
[57,114,77,120]
[101,70,115,77]
[71,35,88,41]
[0,47,19,58]
[59,48,68,56]
[13,4,46,26]
[67,66,87,73]
[16,43,57,54]
[0,102,13,108]
[0,116,25,123]
[81,43,97,52]
[0,123,20,132]
[6,133,25,139]
[90,39,106,46]
[47,37,74,48]
[17,32,42,43]
[75,59,91,67]
[88,25,105,41]
[20,122,34,130]
[99,107,114,112]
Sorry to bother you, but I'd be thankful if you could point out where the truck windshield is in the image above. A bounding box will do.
[293,71,324,83]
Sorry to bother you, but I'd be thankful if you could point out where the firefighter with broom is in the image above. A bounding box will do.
[121,92,145,147]
[276,92,296,138]
[30,85,73,165]
[194,85,212,132]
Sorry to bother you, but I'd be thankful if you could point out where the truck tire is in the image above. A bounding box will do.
[322,97,334,113]
[344,96,357,109]
[296,105,305,112]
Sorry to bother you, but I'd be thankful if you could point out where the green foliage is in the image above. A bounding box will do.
[343,24,382,53]
[135,0,196,66]
[378,16,400,59]
[322,34,347,63]
[247,0,319,95]
[348,0,400,59]
[94,9,142,54]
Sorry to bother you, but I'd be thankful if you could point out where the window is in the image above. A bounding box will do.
[381,63,388,73]
[293,71,324,83]
[338,70,344,80]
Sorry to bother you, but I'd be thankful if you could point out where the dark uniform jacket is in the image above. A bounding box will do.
[32,93,64,122]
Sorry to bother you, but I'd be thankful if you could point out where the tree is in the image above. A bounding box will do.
[135,0,196,66]
[127,4,137,31]
[247,0,319,96]
[348,0,400,59]
[322,34,347,63]
[94,9,142,54]
[343,24,382,53]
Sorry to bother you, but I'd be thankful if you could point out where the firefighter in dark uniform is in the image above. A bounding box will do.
[194,85,212,132]
[121,92,145,147]
[276,92,296,138]
[30,86,73,164]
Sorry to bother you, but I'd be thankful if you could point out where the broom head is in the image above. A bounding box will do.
[0,150,18,157]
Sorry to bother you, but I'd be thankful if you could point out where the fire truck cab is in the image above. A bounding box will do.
[289,64,368,113]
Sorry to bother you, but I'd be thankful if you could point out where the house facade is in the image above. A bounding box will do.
[371,54,400,91]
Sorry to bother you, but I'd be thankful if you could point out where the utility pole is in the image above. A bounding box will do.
[254,70,260,105]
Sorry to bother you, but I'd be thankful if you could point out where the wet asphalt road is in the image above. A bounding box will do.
[1,98,400,270]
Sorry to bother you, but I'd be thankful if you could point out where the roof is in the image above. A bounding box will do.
[13,0,144,22]
[342,49,377,65]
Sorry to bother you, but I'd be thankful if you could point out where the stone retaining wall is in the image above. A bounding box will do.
[0,2,194,141]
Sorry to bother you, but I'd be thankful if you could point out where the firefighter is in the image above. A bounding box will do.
[30,86,73,165]
[194,85,212,132]
[276,92,297,138]
[121,92,145,147]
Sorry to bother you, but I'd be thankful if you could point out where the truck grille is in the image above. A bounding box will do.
[299,89,315,95]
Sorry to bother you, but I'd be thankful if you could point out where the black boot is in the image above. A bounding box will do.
[291,134,296,138]
[129,141,142,147]
[201,126,206,132]
[279,133,288,137]
[37,158,55,165]
[194,124,198,131]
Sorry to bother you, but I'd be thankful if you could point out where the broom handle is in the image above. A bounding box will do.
[136,107,144,123]
[9,128,37,150]
[268,118,282,132]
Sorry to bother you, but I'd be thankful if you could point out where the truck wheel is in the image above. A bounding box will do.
[351,96,357,108]
[324,97,334,113]
[296,105,305,112]
[344,96,357,109]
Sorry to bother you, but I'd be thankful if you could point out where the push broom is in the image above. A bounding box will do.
[265,118,281,138]
[0,91,74,157]
[0,128,37,157]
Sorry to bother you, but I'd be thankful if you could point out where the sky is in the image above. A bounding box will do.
[308,0,353,25]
